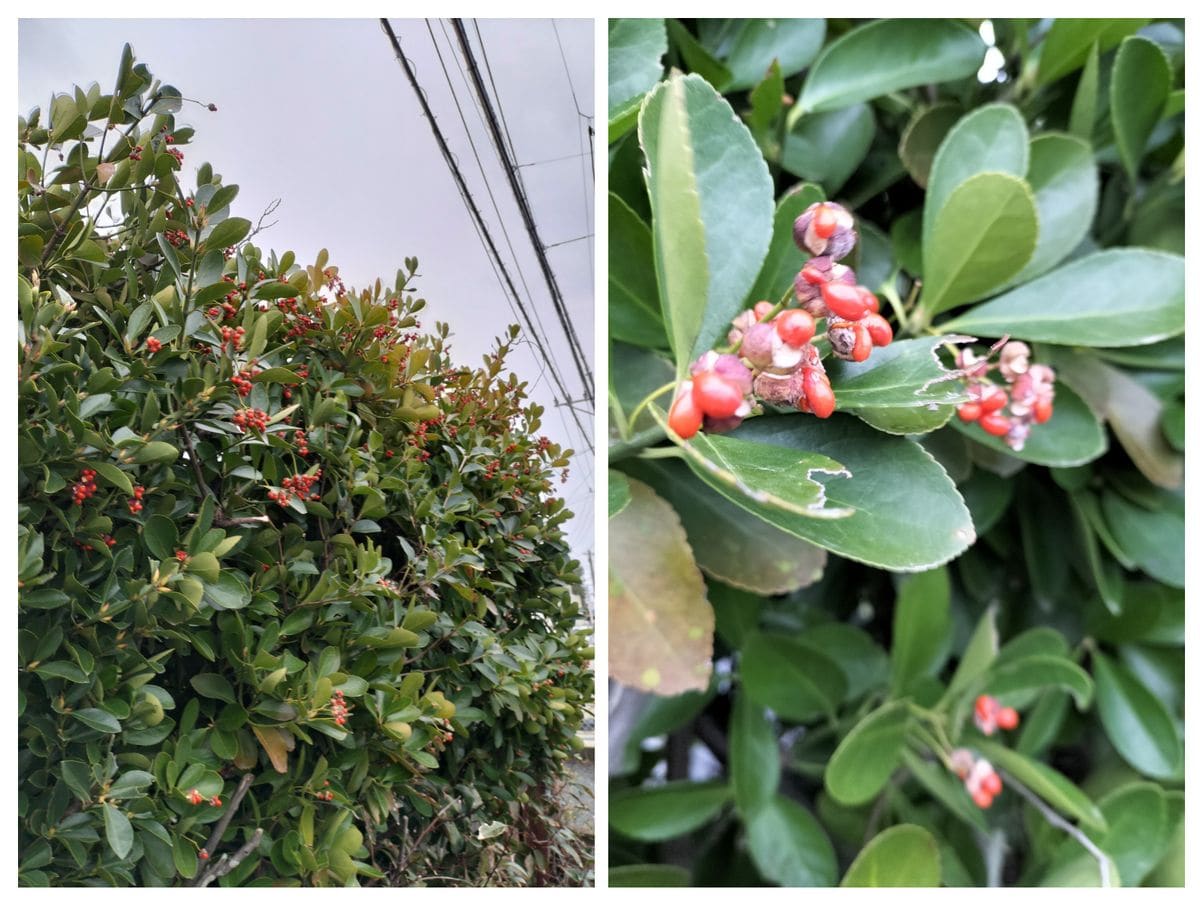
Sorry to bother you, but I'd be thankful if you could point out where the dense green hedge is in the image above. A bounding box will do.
[18,48,593,887]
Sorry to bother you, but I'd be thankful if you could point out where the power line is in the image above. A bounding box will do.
[379,19,593,456]
[451,19,595,408]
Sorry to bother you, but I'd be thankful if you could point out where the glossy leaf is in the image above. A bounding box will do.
[717,18,826,92]
[841,824,941,887]
[1045,781,1167,888]
[744,795,837,887]
[740,631,846,722]
[941,606,998,703]
[609,18,666,138]
[1068,42,1100,140]
[1101,491,1183,588]
[632,458,827,595]
[983,655,1094,710]
[1110,36,1172,179]
[730,694,779,814]
[827,336,970,410]
[103,804,134,859]
[1036,18,1150,85]
[689,415,973,570]
[825,701,910,806]
[1009,134,1098,284]
[976,740,1106,831]
[923,103,1029,255]
[610,781,730,841]
[609,477,712,695]
[1092,651,1181,779]
[639,73,773,370]
[797,19,985,115]
[608,864,690,887]
[920,172,1038,316]
[940,250,1184,347]
[609,193,666,349]
[899,102,962,189]
[891,567,950,695]
[781,103,874,196]
[608,469,631,518]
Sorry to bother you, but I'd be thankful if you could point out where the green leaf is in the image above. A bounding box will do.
[71,707,122,734]
[639,73,773,369]
[609,477,712,696]
[745,184,825,308]
[631,458,826,595]
[608,469,631,518]
[983,655,1094,710]
[891,568,950,695]
[940,250,1184,347]
[202,570,251,610]
[609,781,729,841]
[1110,36,1172,180]
[608,865,690,887]
[1101,492,1183,587]
[841,824,941,887]
[103,804,134,860]
[730,694,779,814]
[666,19,731,91]
[696,415,974,571]
[186,550,221,584]
[825,701,910,806]
[131,441,180,465]
[826,336,970,411]
[1036,18,1150,85]
[797,624,889,703]
[744,795,837,887]
[609,19,666,128]
[797,19,984,115]
[1009,134,1098,285]
[746,59,784,138]
[205,216,251,250]
[142,514,179,560]
[899,103,962,189]
[923,103,1029,254]
[920,172,1038,316]
[975,740,1106,831]
[951,381,1107,468]
[781,103,875,196]
[715,18,825,92]
[902,750,987,831]
[1092,651,1181,779]
[1068,42,1101,140]
[608,193,666,349]
[941,606,998,703]
[190,673,236,704]
[92,461,133,495]
[1044,782,1167,888]
[740,632,846,723]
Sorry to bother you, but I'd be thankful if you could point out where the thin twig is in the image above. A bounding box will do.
[195,827,264,888]
[191,772,255,885]
[178,425,218,505]
[1005,774,1111,888]
[246,198,282,242]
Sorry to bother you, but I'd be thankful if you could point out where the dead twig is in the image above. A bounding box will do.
[189,773,256,886]
[1004,774,1111,888]
[195,827,264,888]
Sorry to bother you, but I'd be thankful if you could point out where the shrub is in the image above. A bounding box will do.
[18,48,593,887]
[608,17,1183,888]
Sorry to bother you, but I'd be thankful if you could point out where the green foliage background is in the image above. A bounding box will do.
[608,17,1183,888]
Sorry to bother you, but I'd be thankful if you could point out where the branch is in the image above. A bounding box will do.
[189,772,256,886]
[246,198,282,242]
[195,827,264,888]
[1005,774,1111,888]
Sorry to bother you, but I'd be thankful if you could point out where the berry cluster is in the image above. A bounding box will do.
[974,694,1019,735]
[230,368,254,398]
[129,144,144,162]
[164,228,189,248]
[219,325,245,352]
[330,689,348,726]
[71,469,98,506]
[266,470,322,507]
[166,147,184,164]
[144,337,162,354]
[186,789,221,807]
[951,748,1004,809]
[667,202,891,439]
[294,429,309,457]
[955,341,1055,452]
[232,408,269,432]
[128,485,146,515]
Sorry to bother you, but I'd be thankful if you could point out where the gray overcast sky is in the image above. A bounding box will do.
[18,18,596,600]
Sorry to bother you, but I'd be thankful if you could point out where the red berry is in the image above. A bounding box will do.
[199,849,209,860]
[979,413,1012,437]
[972,788,994,809]
[982,772,1003,796]
[863,313,893,348]
[799,264,827,286]
[957,402,982,422]
[775,310,816,348]
[858,287,880,314]
[850,323,872,362]
[752,300,774,320]
[813,204,838,239]
[975,695,998,720]
[821,282,868,321]
[980,387,1007,413]
[802,368,836,419]
[1033,398,1053,424]
[693,370,744,418]
[996,707,1020,730]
